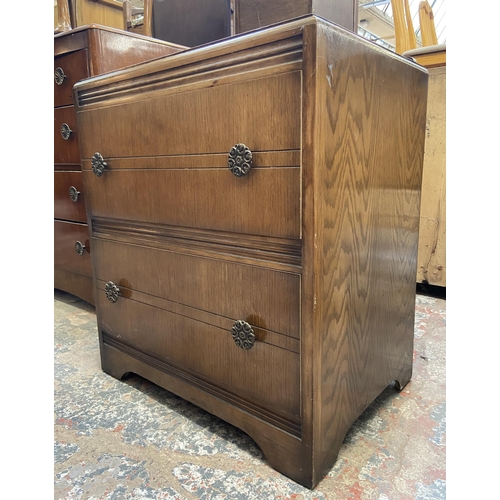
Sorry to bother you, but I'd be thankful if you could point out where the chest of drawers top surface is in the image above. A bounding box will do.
[74,15,428,488]
[54,23,186,65]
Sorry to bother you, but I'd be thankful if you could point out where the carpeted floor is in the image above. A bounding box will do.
[54,290,445,499]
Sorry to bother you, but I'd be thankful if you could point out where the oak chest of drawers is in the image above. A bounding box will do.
[54,24,184,304]
[74,16,428,488]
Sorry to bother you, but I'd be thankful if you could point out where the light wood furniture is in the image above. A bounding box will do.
[74,0,125,29]
[404,44,446,68]
[403,47,446,286]
[391,0,443,60]
[391,0,446,287]
[55,0,127,31]
[122,0,145,36]
[54,0,72,33]
[418,0,438,47]
[54,24,185,305]
[74,16,427,487]
[391,0,416,54]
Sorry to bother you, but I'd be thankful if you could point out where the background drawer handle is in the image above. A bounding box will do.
[231,320,255,350]
[54,67,67,85]
[69,186,80,202]
[61,123,72,140]
[91,152,107,176]
[228,143,252,177]
[105,281,120,303]
[75,241,86,256]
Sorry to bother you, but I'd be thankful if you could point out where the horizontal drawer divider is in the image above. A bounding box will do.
[77,37,303,107]
[54,266,92,278]
[96,281,300,353]
[55,219,88,226]
[102,332,301,437]
[81,150,300,167]
[92,218,302,270]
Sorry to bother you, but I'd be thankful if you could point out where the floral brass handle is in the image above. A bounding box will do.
[54,67,66,85]
[105,281,120,303]
[228,144,253,177]
[61,123,72,140]
[231,320,255,350]
[75,241,85,256]
[91,152,108,177]
[69,186,80,202]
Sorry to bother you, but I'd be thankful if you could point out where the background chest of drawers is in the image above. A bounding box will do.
[74,16,428,488]
[54,24,184,305]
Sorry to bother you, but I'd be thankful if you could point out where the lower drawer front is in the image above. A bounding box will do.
[54,220,92,277]
[93,238,300,338]
[54,171,87,222]
[97,289,300,423]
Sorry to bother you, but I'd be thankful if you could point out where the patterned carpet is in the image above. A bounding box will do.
[54,290,446,499]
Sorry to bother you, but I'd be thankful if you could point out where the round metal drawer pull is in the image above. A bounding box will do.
[69,186,80,202]
[75,241,85,256]
[231,320,255,350]
[91,152,108,177]
[228,143,253,177]
[61,123,72,140]
[105,281,120,303]
[54,67,67,85]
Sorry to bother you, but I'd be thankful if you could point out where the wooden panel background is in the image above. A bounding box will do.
[417,66,446,286]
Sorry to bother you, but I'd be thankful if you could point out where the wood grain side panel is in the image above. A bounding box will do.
[87,28,185,76]
[97,291,301,421]
[54,171,87,222]
[54,220,92,277]
[77,71,301,159]
[295,21,319,483]
[92,237,301,338]
[83,167,301,239]
[315,23,427,478]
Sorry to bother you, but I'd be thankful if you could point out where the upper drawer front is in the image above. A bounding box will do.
[92,238,300,339]
[77,71,301,159]
[55,106,80,164]
[54,171,87,222]
[54,50,89,108]
[54,220,92,277]
[83,161,300,239]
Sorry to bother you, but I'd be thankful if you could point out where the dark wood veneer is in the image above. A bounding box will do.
[74,16,427,488]
[54,24,185,305]
[54,171,87,222]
